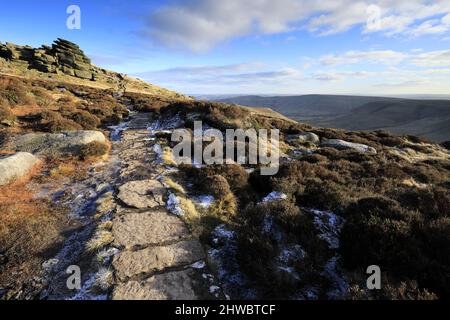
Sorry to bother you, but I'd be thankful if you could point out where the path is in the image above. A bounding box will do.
[109,113,220,300]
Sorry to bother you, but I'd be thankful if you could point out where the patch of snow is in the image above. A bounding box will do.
[147,120,161,133]
[167,193,184,216]
[208,225,257,299]
[262,191,287,202]
[278,245,306,265]
[153,144,162,157]
[211,224,235,245]
[109,122,129,141]
[68,273,107,301]
[147,115,183,134]
[311,209,343,249]
[42,259,59,273]
[193,195,215,209]
[321,256,348,300]
[210,285,221,294]
[261,215,283,242]
[305,288,319,300]
[276,245,306,281]
[262,215,274,234]
[97,247,119,265]
[191,261,206,269]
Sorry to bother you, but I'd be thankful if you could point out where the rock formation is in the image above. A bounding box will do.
[1,38,97,81]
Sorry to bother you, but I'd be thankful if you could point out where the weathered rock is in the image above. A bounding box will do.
[112,210,190,249]
[117,180,165,209]
[112,269,200,300]
[287,132,320,144]
[0,152,41,186]
[6,131,106,157]
[321,139,377,154]
[74,69,93,80]
[113,240,205,281]
[0,38,95,80]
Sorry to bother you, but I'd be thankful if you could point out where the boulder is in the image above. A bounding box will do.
[0,152,41,186]
[287,132,320,144]
[74,69,93,80]
[6,131,106,157]
[321,139,377,154]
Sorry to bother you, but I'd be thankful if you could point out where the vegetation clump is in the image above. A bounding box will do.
[79,141,109,160]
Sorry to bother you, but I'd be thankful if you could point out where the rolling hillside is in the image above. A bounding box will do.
[218,95,450,142]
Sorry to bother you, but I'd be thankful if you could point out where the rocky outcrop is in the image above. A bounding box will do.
[0,152,41,185]
[6,130,106,157]
[321,139,377,154]
[1,38,95,80]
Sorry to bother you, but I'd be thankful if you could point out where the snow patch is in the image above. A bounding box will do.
[167,193,184,216]
[191,261,206,269]
[193,195,215,209]
[68,273,107,301]
[109,122,129,141]
[311,209,343,249]
[208,224,257,299]
[322,256,348,299]
[262,192,287,202]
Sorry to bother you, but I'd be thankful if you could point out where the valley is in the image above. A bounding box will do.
[216,95,450,142]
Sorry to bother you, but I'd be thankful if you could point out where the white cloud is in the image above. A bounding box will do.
[131,49,450,94]
[133,63,302,92]
[320,50,406,66]
[311,71,370,82]
[142,0,450,51]
[410,50,450,67]
[409,17,450,37]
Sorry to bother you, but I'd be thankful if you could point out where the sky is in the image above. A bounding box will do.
[1,0,450,95]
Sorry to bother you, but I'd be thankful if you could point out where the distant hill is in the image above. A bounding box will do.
[217,95,450,142]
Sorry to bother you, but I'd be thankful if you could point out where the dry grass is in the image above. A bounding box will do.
[92,268,114,292]
[163,177,186,194]
[0,178,72,298]
[86,230,114,252]
[49,163,77,178]
[97,220,113,231]
[162,146,177,167]
[179,196,199,220]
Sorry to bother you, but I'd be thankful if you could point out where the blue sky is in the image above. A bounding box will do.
[1,0,450,95]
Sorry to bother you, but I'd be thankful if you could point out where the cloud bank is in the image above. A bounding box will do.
[142,0,450,52]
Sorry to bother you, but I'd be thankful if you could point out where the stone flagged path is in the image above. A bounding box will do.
[109,114,222,300]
